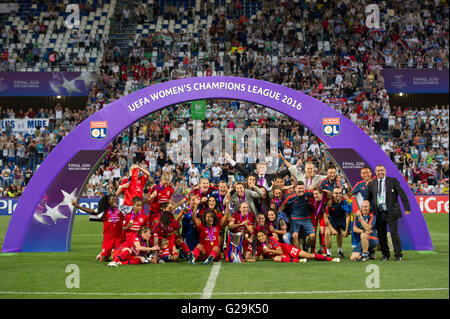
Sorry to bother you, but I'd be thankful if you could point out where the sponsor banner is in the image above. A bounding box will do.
[381,69,449,94]
[1,118,51,135]
[0,72,95,96]
[0,197,99,216]
[418,195,449,214]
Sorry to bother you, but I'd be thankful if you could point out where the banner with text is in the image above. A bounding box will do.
[0,72,95,96]
[381,69,449,94]
[1,118,51,135]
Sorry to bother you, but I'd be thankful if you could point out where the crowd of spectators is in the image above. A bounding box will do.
[0,0,449,198]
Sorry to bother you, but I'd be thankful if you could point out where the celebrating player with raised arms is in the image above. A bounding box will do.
[108,226,160,267]
[72,194,125,262]
[254,231,340,263]
[174,177,218,209]
[188,189,232,265]
[116,164,150,213]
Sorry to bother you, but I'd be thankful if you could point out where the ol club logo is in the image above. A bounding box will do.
[323,118,340,137]
[90,121,108,140]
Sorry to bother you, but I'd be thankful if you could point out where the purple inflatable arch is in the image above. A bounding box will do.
[2,76,433,252]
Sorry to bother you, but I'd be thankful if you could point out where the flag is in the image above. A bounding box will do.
[191,100,206,120]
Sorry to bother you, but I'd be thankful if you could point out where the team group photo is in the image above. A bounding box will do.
[0,0,448,303]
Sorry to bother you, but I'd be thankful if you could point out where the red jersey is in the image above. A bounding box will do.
[308,192,329,220]
[185,186,218,203]
[230,211,255,234]
[197,223,222,248]
[255,236,280,258]
[148,184,174,214]
[121,234,149,256]
[121,168,149,206]
[123,212,148,238]
[102,208,125,240]
[152,219,181,240]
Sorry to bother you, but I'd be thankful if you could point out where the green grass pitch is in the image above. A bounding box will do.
[0,214,448,299]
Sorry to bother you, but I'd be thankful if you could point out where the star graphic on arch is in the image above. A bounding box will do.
[42,204,68,224]
[33,211,51,225]
[60,188,77,212]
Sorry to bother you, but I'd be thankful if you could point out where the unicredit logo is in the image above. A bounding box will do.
[417,196,449,214]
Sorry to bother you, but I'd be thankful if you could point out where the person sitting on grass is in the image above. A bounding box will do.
[108,226,160,267]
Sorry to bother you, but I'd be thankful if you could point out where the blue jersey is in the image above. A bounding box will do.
[281,191,313,219]
[351,180,370,200]
[327,199,352,222]
[319,178,342,192]
[354,213,378,239]
[179,206,200,250]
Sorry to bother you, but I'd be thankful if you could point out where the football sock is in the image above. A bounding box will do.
[280,255,292,262]
[180,242,190,254]
[338,247,343,253]
[209,250,218,260]
[193,247,201,258]
[115,250,131,262]
[314,253,333,261]
[126,258,141,265]
[326,249,332,256]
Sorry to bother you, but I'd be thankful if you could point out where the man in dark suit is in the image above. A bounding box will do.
[367,164,411,261]
[224,152,290,190]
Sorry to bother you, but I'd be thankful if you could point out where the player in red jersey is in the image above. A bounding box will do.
[122,196,148,242]
[254,231,341,263]
[228,201,256,260]
[72,194,125,262]
[157,238,177,263]
[188,189,232,265]
[308,187,329,254]
[146,173,174,227]
[152,205,192,263]
[174,178,218,209]
[108,226,160,267]
[116,164,150,213]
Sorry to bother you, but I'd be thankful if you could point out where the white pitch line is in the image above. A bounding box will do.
[0,287,447,297]
[201,261,222,299]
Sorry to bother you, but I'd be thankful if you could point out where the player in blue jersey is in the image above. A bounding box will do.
[349,167,375,252]
[324,187,352,258]
[277,181,315,249]
[319,165,343,194]
[350,200,379,262]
